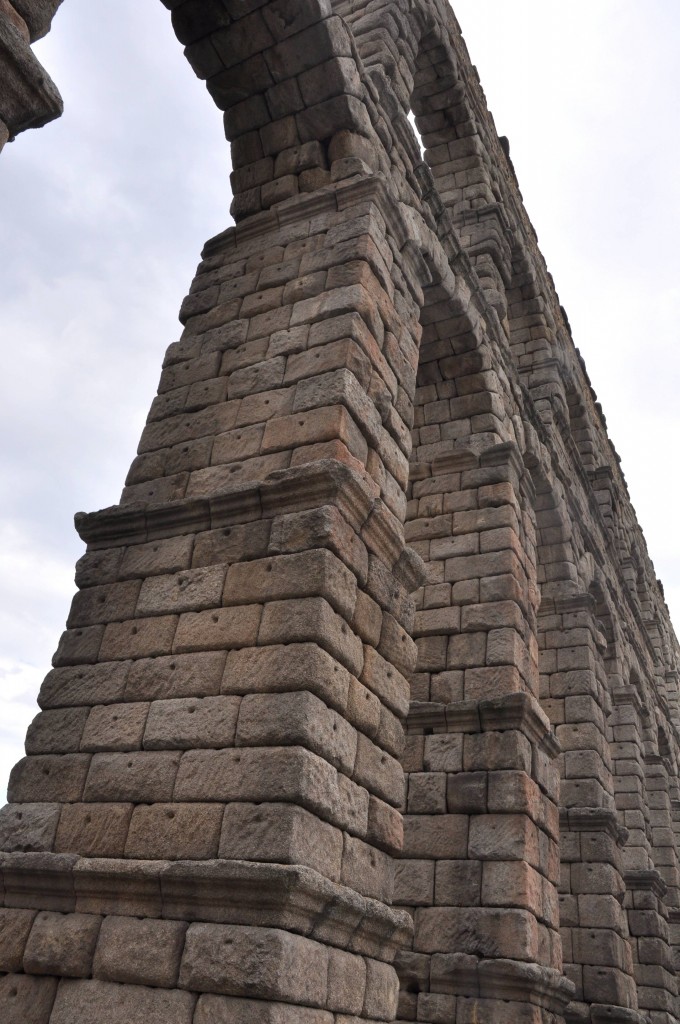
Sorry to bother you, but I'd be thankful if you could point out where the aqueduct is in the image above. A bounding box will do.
[2,2,680,1023]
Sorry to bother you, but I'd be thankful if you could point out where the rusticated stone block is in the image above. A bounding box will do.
[414,905,539,961]
[25,707,89,754]
[222,642,350,713]
[402,814,468,859]
[80,702,150,752]
[463,731,532,773]
[446,771,488,814]
[23,911,101,977]
[353,732,404,807]
[125,651,226,701]
[367,793,403,855]
[137,566,227,616]
[327,947,367,1016]
[75,547,124,588]
[124,803,223,860]
[435,859,483,906]
[192,520,270,567]
[363,958,399,1020]
[8,753,91,803]
[423,733,463,772]
[55,802,133,857]
[378,704,406,759]
[83,751,181,803]
[352,588,383,645]
[179,923,329,1006]
[481,860,545,918]
[268,504,369,585]
[193,994,333,1023]
[407,772,446,814]
[415,992,457,1023]
[49,978,196,1024]
[236,690,356,773]
[378,611,418,675]
[361,645,410,718]
[581,965,637,1007]
[67,580,141,628]
[173,603,261,653]
[93,916,188,988]
[38,662,129,709]
[468,813,540,866]
[347,676,382,739]
[119,535,194,580]
[258,596,364,676]
[486,769,544,819]
[52,624,104,666]
[219,801,343,879]
[0,973,58,1024]
[341,832,393,901]
[0,802,60,853]
[0,908,37,971]
[99,615,178,661]
[174,745,368,835]
[144,695,240,749]
[225,548,357,620]
[394,858,435,906]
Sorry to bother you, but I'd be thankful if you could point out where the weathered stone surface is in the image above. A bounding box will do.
[0,802,60,852]
[125,803,223,860]
[144,695,240,749]
[125,651,226,701]
[0,972,58,1024]
[94,916,188,988]
[3,3,680,1023]
[0,908,37,971]
[55,802,133,857]
[8,753,91,803]
[23,910,101,977]
[0,0,62,150]
[49,978,196,1024]
[83,751,181,802]
[80,702,150,752]
[179,923,329,1006]
[193,995,333,1023]
[219,801,343,880]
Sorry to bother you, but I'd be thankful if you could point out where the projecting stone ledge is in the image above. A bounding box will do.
[0,852,412,960]
[0,0,64,150]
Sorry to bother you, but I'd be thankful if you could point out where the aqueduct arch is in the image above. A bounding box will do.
[1,3,680,1023]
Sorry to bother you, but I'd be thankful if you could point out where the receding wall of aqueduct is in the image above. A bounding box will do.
[2,2,680,1024]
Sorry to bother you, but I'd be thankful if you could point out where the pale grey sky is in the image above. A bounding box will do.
[1,1,679,797]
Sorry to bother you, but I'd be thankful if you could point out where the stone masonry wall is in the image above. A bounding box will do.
[1,2,679,1024]
[0,0,64,149]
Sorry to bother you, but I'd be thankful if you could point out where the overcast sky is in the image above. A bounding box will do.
[1,1,679,799]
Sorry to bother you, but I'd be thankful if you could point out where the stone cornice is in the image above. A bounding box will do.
[202,174,411,261]
[407,692,559,757]
[0,852,412,961]
[560,807,628,847]
[430,953,574,1013]
[78,459,379,547]
[75,459,429,593]
[623,868,668,899]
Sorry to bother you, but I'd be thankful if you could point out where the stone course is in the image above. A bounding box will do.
[1,1,680,1023]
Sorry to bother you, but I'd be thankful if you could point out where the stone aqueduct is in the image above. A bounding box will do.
[2,2,680,1023]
